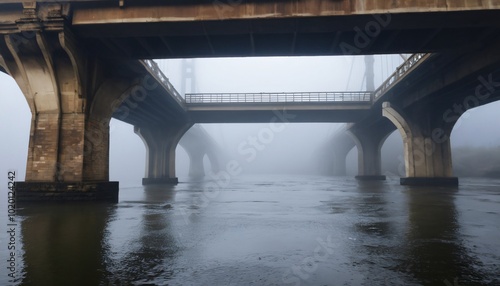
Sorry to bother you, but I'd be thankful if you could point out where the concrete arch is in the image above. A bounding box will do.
[317,123,399,178]
[0,30,125,200]
[85,77,144,179]
[380,129,405,177]
[0,54,8,74]
[331,128,356,176]
[450,101,500,177]
[382,103,419,178]
[382,102,457,186]
[179,125,222,179]
[90,76,143,122]
[1,32,88,182]
[313,125,354,176]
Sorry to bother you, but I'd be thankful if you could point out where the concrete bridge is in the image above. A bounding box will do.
[1,1,500,201]
[2,0,498,58]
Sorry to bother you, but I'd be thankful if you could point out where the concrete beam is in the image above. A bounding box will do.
[2,1,500,58]
[187,107,371,124]
[71,1,500,24]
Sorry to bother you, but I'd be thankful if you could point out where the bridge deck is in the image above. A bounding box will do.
[2,2,500,59]
[66,1,500,59]
[136,53,430,124]
[185,92,372,104]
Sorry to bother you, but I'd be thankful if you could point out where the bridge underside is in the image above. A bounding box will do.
[187,105,371,123]
[72,10,500,59]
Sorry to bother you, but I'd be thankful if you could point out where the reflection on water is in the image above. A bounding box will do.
[104,185,180,285]
[17,203,112,286]
[1,176,499,285]
[405,187,463,284]
[405,187,498,285]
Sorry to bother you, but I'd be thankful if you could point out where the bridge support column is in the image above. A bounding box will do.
[320,130,355,176]
[382,102,458,186]
[332,134,356,176]
[187,149,206,179]
[179,125,224,180]
[135,123,193,185]
[348,127,387,181]
[1,30,118,201]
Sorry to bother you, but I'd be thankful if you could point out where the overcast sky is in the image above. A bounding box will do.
[1,55,499,186]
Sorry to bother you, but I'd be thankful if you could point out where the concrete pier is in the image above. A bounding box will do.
[383,103,459,186]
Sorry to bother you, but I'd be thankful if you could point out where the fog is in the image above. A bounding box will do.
[1,55,500,186]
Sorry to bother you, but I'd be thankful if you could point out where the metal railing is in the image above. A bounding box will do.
[373,53,429,99]
[142,59,185,106]
[185,92,373,104]
[141,53,429,107]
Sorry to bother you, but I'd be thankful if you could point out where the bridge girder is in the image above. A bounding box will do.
[1,1,500,58]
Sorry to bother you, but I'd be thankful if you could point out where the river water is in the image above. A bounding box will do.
[1,175,499,286]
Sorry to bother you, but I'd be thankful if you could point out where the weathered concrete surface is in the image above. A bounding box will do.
[375,40,500,186]
[69,0,500,58]
[0,30,99,183]
[3,1,499,58]
[383,102,458,186]
[0,26,121,199]
[0,8,142,200]
[70,0,500,23]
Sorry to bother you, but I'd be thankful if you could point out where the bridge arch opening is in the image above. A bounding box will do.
[109,119,146,186]
[108,123,207,185]
[450,101,500,178]
[346,148,358,176]
[175,144,190,179]
[380,130,404,177]
[203,154,212,174]
[0,72,31,181]
[178,124,222,180]
[175,144,216,181]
